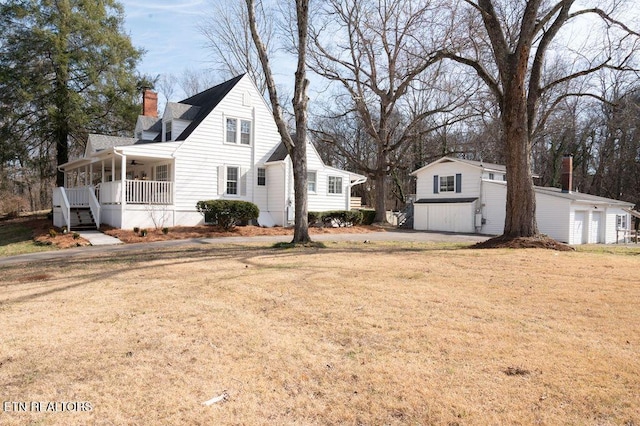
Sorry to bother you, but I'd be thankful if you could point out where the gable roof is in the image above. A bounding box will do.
[136,115,161,133]
[170,74,245,142]
[164,102,201,121]
[411,156,506,175]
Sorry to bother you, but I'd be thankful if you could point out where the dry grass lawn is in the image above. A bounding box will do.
[1,242,639,425]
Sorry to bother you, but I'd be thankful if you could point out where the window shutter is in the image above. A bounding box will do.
[433,175,439,194]
[455,173,462,193]
[240,168,248,196]
[217,165,225,195]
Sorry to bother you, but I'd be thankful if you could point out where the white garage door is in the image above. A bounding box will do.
[590,211,602,243]
[573,211,586,244]
[415,203,475,233]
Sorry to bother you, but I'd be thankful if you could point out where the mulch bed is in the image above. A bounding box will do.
[472,234,575,251]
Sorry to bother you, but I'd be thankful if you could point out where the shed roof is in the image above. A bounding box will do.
[266,141,290,162]
[415,197,478,204]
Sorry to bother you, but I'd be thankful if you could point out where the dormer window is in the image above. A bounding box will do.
[165,121,172,141]
[226,118,252,145]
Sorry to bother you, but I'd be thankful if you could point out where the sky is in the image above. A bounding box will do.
[118,0,301,105]
[119,0,214,97]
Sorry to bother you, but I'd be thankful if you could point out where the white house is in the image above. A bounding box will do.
[53,74,366,230]
[410,156,634,244]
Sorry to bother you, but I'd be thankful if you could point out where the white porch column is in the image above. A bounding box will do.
[121,154,127,203]
[111,156,115,181]
[101,161,105,183]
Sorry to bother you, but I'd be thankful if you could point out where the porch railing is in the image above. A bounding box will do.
[126,180,173,204]
[66,187,90,207]
[77,180,173,205]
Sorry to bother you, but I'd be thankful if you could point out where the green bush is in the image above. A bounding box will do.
[162,227,169,235]
[308,211,324,227]
[321,210,363,227]
[360,209,376,225]
[140,229,148,237]
[196,200,260,230]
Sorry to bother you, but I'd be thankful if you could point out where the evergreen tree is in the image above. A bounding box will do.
[0,0,144,188]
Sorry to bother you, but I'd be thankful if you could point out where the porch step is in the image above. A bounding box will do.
[70,208,96,231]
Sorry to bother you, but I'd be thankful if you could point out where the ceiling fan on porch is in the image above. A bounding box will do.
[129,159,144,166]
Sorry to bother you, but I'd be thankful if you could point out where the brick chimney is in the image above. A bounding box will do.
[561,155,573,193]
[142,89,158,118]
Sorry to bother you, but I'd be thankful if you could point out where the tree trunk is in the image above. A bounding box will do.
[291,139,311,243]
[502,89,538,237]
[373,173,387,223]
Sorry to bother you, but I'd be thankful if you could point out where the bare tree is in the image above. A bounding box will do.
[199,1,275,94]
[444,0,639,240]
[246,0,311,244]
[156,73,179,104]
[308,0,473,222]
[178,68,220,98]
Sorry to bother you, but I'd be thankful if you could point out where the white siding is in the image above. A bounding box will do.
[604,207,630,244]
[266,163,286,226]
[306,147,351,212]
[171,119,190,141]
[414,160,482,199]
[170,75,281,218]
[535,192,570,243]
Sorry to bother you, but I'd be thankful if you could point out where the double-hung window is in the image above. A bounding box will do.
[439,175,455,192]
[328,176,343,194]
[165,121,172,141]
[226,166,239,195]
[226,118,252,145]
[257,168,266,186]
[308,171,317,193]
[616,214,628,229]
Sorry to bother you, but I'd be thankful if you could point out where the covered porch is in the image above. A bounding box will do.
[53,150,175,230]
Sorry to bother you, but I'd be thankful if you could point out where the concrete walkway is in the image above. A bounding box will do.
[0,229,489,266]
[77,231,123,246]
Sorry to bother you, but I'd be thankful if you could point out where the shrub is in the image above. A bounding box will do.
[321,210,364,227]
[162,227,169,235]
[140,229,148,237]
[72,232,80,240]
[308,211,324,227]
[48,228,57,238]
[196,200,260,231]
[360,209,376,225]
[133,227,140,233]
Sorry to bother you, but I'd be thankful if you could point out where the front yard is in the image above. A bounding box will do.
[1,242,639,424]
